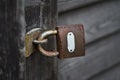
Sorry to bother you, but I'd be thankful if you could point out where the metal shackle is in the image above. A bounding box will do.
[33,30,59,57]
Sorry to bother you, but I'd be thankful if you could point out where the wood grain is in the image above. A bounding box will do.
[25,0,106,12]
[25,0,58,80]
[90,63,120,80]
[58,31,120,80]
[58,0,120,44]
[58,0,120,80]
[58,0,105,12]
[0,0,25,80]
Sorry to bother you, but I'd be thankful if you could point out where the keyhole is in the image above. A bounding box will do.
[67,32,75,53]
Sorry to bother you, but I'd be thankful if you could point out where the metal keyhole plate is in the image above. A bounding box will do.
[67,32,75,53]
[56,24,85,59]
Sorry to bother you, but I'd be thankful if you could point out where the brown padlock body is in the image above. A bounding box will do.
[56,24,85,59]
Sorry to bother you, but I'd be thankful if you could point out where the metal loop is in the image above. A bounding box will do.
[33,39,48,44]
[36,30,59,57]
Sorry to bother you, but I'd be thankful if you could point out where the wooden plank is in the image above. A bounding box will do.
[0,0,25,80]
[89,64,120,80]
[58,0,105,12]
[58,1,120,80]
[58,31,120,80]
[25,0,106,12]
[25,0,58,80]
[58,0,120,44]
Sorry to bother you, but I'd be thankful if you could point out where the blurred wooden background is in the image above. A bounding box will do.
[58,0,120,80]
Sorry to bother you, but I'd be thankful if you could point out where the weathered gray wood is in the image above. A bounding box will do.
[0,0,25,80]
[58,0,105,12]
[58,0,120,80]
[25,0,58,80]
[90,64,120,80]
[58,31,120,80]
[58,0,120,44]
[25,0,106,12]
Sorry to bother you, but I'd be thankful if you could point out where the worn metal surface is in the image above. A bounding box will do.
[56,24,85,59]
[67,32,75,53]
[37,30,59,57]
[25,28,59,57]
[25,28,41,57]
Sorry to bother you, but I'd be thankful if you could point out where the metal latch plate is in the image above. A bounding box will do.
[67,32,75,53]
[56,24,85,59]
[25,28,41,57]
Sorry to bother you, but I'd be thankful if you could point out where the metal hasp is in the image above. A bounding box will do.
[34,30,59,57]
[25,28,41,57]
[25,24,85,59]
[25,28,59,57]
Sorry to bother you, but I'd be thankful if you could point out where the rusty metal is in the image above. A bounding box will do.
[36,30,59,57]
[33,39,48,44]
[25,29,59,57]
[25,24,85,58]
[56,24,85,59]
[25,28,42,57]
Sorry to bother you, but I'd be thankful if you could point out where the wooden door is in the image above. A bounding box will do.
[0,0,25,80]
[0,0,58,80]
[25,0,58,80]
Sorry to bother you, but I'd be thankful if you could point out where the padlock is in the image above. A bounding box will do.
[25,24,85,59]
[56,24,85,59]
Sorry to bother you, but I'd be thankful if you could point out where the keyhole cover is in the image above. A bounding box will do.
[67,32,75,53]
